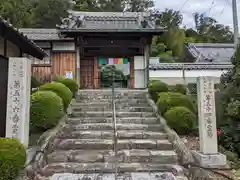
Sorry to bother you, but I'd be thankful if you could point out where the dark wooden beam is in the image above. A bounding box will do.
[3,27,7,57]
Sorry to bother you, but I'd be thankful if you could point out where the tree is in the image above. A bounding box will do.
[123,0,154,12]
[0,0,34,28]
[187,13,233,43]
[157,9,183,28]
[32,0,71,28]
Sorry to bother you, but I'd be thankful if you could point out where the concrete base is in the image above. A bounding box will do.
[192,151,228,168]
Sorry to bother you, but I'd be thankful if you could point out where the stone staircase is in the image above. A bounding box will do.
[38,90,187,180]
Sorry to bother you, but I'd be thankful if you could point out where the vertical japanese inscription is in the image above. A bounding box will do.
[202,77,214,138]
[8,59,24,138]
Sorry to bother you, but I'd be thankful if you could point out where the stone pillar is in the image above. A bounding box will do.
[192,76,227,168]
[5,57,31,147]
[76,46,80,86]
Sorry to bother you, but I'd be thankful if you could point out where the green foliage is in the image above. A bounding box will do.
[157,92,195,115]
[219,45,240,155]
[31,76,42,89]
[56,78,79,98]
[100,65,125,87]
[39,82,72,110]
[0,138,26,180]
[32,0,71,28]
[171,84,187,94]
[164,106,197,135]
[0,0,34,28]
[30,91,64,131]
[54,75,66,82]
[148,80,168,102]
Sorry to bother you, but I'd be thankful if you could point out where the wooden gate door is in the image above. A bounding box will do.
[80,57,94,89]
[0,55,8,137]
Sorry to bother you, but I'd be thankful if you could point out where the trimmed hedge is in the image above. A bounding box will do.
[171,84,187,94]
[39,82,72,110]
[54,75,65,82]
[56,77,78,98]
[0,138,26,180]
[31,76,42,89]
[148,80,168,102]
[157,92,195,115]
[30,91,64,131]
[164,106,197,135]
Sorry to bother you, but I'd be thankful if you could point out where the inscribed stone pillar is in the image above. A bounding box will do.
[5,57,31,147]
[197,76,218,154]
[193,76,227,168]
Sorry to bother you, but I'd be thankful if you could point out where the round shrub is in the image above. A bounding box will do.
[39,82,72,110]
[164,106,197,135]
[148,80,168,102]
[54,75,65,82]
[171,84,187,94]
[157,92,195,115]
[56,78,78,98]
[0,138,26,180]
[31,76,42,89]
[30,91,64,131]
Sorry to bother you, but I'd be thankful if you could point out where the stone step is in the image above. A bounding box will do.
[67,117,158,125]
[47,149,178,164]
[48,172,185,180]
[72,102,150,108]
[40,163,184,177]
[71,111,156,118]
[51,139,173,151]
[76,94,147,100]
[61,123,163,132]
[75,99,148,104]
[72,106,154,112]
[56,130,167,140]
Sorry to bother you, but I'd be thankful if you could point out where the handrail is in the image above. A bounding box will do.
[111,75,118,180]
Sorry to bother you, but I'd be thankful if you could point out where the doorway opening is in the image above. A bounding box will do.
[98,57,130,88]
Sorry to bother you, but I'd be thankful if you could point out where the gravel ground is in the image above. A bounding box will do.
[180,135,239,180]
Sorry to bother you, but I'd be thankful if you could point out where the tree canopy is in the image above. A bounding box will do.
[0,0,234,62]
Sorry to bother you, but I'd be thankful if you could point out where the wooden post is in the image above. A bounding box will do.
[0,55,8,137]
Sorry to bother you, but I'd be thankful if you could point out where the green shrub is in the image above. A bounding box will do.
[0,138,26,180]
[30,91,64,131]
[148,80,168,102]
[171,84,187,94]
[157,92,195,115]
[56,78,78,98]
[54,75,65,82]
[164,106,197,135]
[31,76,42,89]
[39,82,72,110]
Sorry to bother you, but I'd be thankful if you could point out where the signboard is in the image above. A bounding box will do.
[65,71,73,79]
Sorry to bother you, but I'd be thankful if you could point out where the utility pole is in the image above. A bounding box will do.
[232,0,239,49]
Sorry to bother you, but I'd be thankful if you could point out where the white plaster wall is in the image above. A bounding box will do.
[134,56,146,88]
[149,69,228,85]
[52,42,75,51]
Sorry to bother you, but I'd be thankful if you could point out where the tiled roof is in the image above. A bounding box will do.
[19,28,73,41]
[149,63,233,70]
[186,43,235,63]
[0,16,46,59]
[57,11,164,33]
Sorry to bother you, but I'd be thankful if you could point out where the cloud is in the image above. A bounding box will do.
[154,0,235,29]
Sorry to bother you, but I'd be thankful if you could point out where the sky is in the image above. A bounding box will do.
[154,0,236,29]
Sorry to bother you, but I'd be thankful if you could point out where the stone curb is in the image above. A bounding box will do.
[145,93,194,166]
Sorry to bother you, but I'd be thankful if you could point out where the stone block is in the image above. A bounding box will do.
[192,151,227,168]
